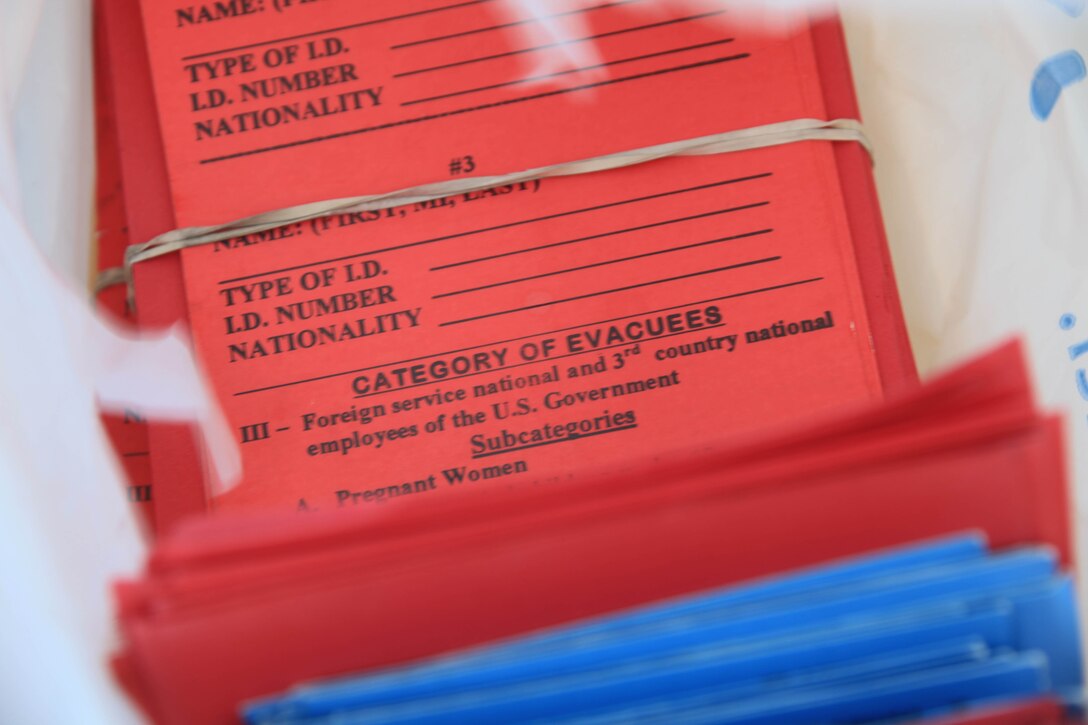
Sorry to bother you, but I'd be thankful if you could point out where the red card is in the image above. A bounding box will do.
[140,0,829,225]
[94,0,154,528]
[102,1,915,528]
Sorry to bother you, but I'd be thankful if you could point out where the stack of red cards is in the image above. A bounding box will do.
[112,341,1075,724]
[94,0,916,531]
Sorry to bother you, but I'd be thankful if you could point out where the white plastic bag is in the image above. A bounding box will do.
[842,0,1088,546]
[0,3,237,723]
[0,1,1083,722]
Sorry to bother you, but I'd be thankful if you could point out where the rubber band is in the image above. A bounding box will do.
[98,118,871,305]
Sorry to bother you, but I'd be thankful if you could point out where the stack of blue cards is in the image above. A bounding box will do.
[242,534,1082,724]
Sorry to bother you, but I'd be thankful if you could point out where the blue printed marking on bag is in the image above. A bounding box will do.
[1030,50,1086,120]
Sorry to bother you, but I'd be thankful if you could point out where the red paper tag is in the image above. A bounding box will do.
[94,0,155,527]
[185,143,881,513]
[138,0,828,224]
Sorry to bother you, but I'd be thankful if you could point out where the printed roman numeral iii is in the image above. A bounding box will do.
[240,422,271,444]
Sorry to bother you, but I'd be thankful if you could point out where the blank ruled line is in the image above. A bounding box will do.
[180,0,495,61]
[200,52,748,164]
[402,38,735,106]
[392,0,641,50]
[353,326,724,400]
[433,228,774,299]
[218,173,771,285]
[233,278,822,397]
[432,202,770,271]
[440,256,782,327]
[393,11,723,77]
[472,424,639,459]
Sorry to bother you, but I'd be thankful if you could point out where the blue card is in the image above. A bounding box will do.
[242,534,1079,725]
